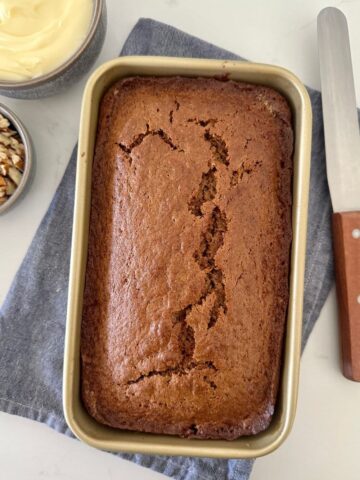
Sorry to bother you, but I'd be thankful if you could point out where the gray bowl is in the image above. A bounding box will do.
[0,104,34,214]
[0,0,107,99]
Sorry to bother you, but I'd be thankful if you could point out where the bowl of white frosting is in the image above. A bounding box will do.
[0,0,107,98]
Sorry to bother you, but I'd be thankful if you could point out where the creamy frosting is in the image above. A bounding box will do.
[0,0,93,81]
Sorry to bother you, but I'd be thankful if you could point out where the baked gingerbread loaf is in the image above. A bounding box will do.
[81,76,293,440]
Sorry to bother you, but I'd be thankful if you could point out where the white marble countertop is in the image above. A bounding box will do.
[1,0,360,478]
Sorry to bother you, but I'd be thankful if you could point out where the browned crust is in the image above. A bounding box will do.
[81,77,293,440]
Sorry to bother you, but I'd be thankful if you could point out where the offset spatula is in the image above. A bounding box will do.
[318,7,360,381]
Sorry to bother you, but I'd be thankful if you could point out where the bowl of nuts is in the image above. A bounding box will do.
[0,104,33,214]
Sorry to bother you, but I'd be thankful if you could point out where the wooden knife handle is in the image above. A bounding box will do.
[333,211,360,381]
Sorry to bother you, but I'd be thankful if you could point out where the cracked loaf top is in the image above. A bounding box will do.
[81,76,293,440]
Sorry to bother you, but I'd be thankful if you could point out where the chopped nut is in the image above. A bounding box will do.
[8,166,22,186]
[0,196,7,205]
[0,164,9,176]
[0,175,6,187]
[10,135,19,145]
[0,186,7,197]
[5,178,15,195]
[11,153,24,170]
[17,160,24,171]
[0,133,11,146]
[2,130,16,137]
[0,117,10,129]
[11,140,25,156]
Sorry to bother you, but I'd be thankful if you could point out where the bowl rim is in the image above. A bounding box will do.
[0,103,33,214]
[0,0,104,90]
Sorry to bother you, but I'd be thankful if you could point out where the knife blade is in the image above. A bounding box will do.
[318,7,360,381]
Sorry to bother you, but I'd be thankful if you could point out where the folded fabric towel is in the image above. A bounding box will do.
[0,17,339,480]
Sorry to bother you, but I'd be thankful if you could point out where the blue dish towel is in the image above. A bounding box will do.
[0,17,342,480]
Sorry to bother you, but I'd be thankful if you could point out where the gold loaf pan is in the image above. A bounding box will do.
[63,56,312,458]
